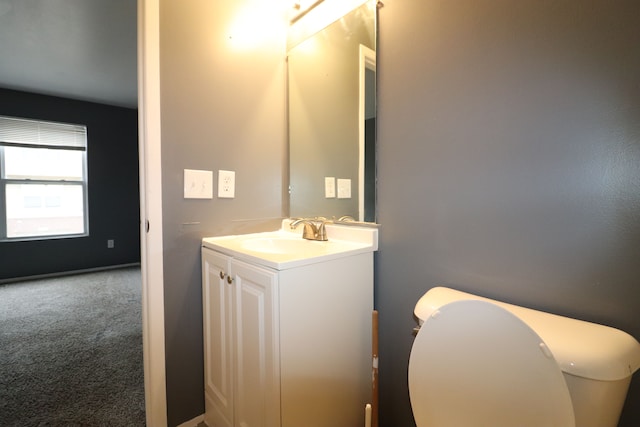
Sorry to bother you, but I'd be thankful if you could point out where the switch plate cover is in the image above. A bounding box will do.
[184,169,213,199]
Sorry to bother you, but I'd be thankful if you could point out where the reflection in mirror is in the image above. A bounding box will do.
[288,1,376,223]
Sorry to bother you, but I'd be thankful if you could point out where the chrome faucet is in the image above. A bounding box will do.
[289,218,328,241]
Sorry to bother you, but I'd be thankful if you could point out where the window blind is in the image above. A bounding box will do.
[0,116,87,150]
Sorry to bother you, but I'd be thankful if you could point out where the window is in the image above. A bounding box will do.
[0,116,88,240]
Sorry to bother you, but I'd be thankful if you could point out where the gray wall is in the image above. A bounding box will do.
[376,1,640,426]
[156,0,640,425]
[158,0,286,424]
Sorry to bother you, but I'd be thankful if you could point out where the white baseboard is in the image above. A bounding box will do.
[0,263,141,285]
[176,414,205,427]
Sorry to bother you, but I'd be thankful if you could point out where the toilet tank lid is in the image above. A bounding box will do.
[414,287,640,382]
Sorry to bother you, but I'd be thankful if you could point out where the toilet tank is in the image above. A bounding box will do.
[414,287,640,427]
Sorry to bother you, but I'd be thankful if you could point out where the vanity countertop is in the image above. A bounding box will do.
[202,220,378,270]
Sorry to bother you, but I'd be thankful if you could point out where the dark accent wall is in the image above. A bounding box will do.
[0,88,140,280]
[365,117,376,222]
[376,1,640,426]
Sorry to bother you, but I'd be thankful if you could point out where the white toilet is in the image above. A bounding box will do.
[408,287,640,427]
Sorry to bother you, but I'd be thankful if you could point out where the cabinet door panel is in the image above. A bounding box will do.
[202,249,234,427]
[233,260,280,427]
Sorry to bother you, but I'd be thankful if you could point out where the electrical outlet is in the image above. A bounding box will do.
[107,239,115,248]
[325,177,336,198]
[218,170,235,198]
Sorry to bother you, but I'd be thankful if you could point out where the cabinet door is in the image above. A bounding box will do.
[202,249,234,427]
[232,259,280,427]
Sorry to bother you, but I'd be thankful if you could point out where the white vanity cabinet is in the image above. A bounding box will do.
[202,236,374,427]
[202,248,280,427]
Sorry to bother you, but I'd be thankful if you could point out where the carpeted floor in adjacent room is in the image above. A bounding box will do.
[0,266,145,426]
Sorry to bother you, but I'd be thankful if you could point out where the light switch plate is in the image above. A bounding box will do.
[325,177,336,198]
[218,170,235,198]
[184,169,213,199]
[337,178,352,199]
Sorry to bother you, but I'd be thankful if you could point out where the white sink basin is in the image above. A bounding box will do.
[202,221,378,270]
[241,237,322,254]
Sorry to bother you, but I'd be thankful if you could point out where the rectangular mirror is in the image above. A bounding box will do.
[288,1,377,222]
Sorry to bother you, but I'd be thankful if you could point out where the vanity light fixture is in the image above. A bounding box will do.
[227,1,286,50]
[291,0,325,23]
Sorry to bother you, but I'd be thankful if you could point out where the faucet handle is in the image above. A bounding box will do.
[315,222,328,241]
[301,222,318,240]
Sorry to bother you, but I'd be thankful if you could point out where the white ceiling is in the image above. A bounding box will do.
[0,0,137,108]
